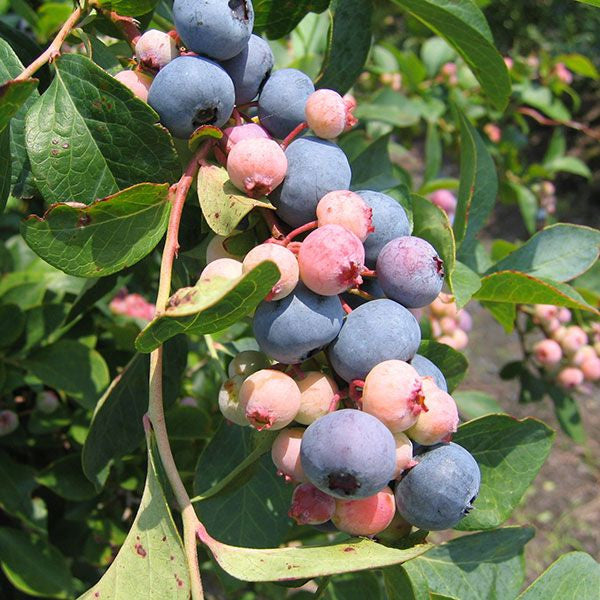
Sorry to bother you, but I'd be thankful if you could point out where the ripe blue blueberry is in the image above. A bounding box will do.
[356,191,411,267]
[253,283,345,364]
[376,236,444,308]
[258,69,315,139]
[410,354,448,392]
[148,56,234,138]
[271,137,351,227]
[394,442,481,530]
[328,299,421,382]
[173,0,254,61]
[222,34,274,105]
[300,409,397,499]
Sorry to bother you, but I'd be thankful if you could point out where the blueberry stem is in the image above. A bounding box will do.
[283,220,317,245]
[281,121,309,149]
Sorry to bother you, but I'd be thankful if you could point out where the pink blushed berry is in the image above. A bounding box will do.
[533,339,562,366]
[581,357,600,382]
[221,123,270,154]
[439,316,457,335]
[556,367,584,389]
[393,432,415,478]
[332,487,396,536]
[242,244,299,301]
[295,371,339,425]
[199,258,243,284]
[557,308,572,323]
[533,304,558,324]
[305,89,350,139]
[289,483,335,525]
[135,29,179,69]
[0,410,18,436]
[429,189,457,214]
[457,310,473,332]
[554,62,573,84]
[316,190,373,242]
[206,235,238,262]
[484,123,501,144]
[218,375,249,426]
[560,326,588,355]
[572,346,597,367]
[114,70,153,102]
[227,138,287,197]
[271,428,307,483]
[36,390,60,414]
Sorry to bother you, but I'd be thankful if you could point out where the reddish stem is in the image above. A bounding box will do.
[283,220,317,244]
[328,393,341,413]
[361,268,377,278]
[288,364,306,380]
[260,208,286,241]
[349,380,365,409]
[339,296,353,315]
[281,122,308,149]
[287,241,302,254]
[347,288,375,302]
[232,108,243,126]
[108,11,142,48]
[237,101,259,111]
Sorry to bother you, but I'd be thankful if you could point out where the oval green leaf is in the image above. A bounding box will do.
[21,183,171,278]
[0,78,38,133]
[254,0,331,38]
[417,340,468,393]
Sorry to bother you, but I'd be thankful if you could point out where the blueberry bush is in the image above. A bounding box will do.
[0,1,599,599]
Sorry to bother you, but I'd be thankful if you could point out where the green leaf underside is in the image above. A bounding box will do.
[547,385,586,444]
[0,127,10,211]
[201,526,431,582]
[78,433,190,599]
[97,0,159,17]
[390,0,510,110]
[450,261,481,309]
[316,0,373,94]
[417,340,468,393]
[135,261,281,353]
[453,414,554,530]
[23,339,110,409]
[83,337,187,489]
[473,271,599,314]
[411,193,456,284]
[0,78,37,132]
[21,183,171,277]
[0,528,74,599]
[403,527,533,600]
[254,0,331,38]
[487,224,600,282]
[452,390,503,420]
[25,54,179,205]
[517,552,600,599]
[454,110,498,249]
[198,164,275,236]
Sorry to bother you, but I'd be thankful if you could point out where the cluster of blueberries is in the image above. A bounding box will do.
[116,1,482,537]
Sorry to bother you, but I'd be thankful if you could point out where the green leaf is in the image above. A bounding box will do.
[473,271,600,315]
[0,77,37,132]
[547,385,586,444]
[82,336,187,489]
[21,183,171,278]
[0,527,75,599]
[325,572,385,599]
[0,126,10,211]
[517,552,600,599]
[0,450,45,531]
[417,340,467,393]
[36,454,98,501]
[424,121,441,181]
[454,110,498,249]
[390,0,510,110]
[23,339,110,409]
[350,133,402,191]
[487,224,600,283]
[192,422,277,502]
[450,261,481,309]
[556,53,599,79]
[505,181,537,235]
[517,85,571,121]
[482,300,517,332]
[198,164,275,236]
[383,565,429,600]
[0,303,26,347]
[135,261,280,353]
[254,0,331,38]
[453,415,554,530]
[354,90,422,129]
[97,0,159,16]
[403,527,533,600]
[544,156,592,179]
[25,54,179,205]
[452,390,503,420]
[576,0,600,6]
[411,193,455,283]
[165,405,212,440]
[198,522,431,581]
[316,0,373,94]
[78,432,190,599]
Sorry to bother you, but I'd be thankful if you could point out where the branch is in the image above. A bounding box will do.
[517,106,600,141]
[15,5,83,81]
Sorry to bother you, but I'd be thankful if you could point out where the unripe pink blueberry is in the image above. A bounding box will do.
[572,345,596,367]
[457,310,473,332]
[332,487,396,536]
[533,304,558,323]
[504,56,514,70]
[406,378,459,445]
[0,410,18,436]
[431,319,442,338]
[545,318,561,334]
[271,427,307,483]
[221,123,270,154]
[556,367,584,389]
[439,316,457,335]
[242,243,299,301]
[180,396,198,407]
[288,482,336,525]
[393,432,415,478]
[316,190,373,242]
[581,357,600,382]
[295,371,339,425]
[429,189,457,214]
[199,258,243,284]
[305,89,351,139]
[239,369,301,431]
[557,308,572,323]
[560,326,588,354]
[551,325,569,342]
[36,390,60,414]
[227,138,287,197]
[554,62,573,84]
[298,224,365,296]
[135,29,179,69]
[114,70,154,102]
[484,123,502,144]
[218,375,249,426]
[438,329,468,351]
[206,235,238,263]
[594,342,600,356]
[110,292,155,321]
[533,339,562,366]
[362,360,424,433]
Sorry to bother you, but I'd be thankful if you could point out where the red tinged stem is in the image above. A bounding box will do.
[283,220,318,245]
[339,296,353,315]
[281,122,309,149]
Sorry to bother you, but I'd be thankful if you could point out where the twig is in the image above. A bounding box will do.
[517,106,600,141]
[15,5,83,81]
